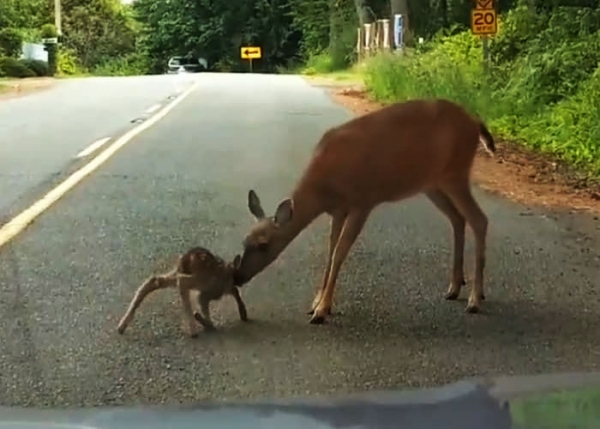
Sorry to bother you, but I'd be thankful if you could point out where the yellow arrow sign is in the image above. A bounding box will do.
[241,47,262,60]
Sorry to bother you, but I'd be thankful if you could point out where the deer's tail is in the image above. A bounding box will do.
[478,121,496,156]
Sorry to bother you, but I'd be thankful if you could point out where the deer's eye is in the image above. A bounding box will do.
[256,242,269,252]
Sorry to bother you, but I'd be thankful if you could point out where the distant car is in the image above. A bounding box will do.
[167,56,208,74]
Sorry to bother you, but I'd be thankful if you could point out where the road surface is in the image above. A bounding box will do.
[0,73,599,408]
[0,74,196,220]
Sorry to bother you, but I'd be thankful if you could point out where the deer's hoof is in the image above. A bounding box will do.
[309,312,328,324]
[445,291,459,300]
[117,326,125,335]
[465,304,480,314]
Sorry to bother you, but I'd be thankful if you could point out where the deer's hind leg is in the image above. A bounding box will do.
[426,189,467,301]
[441,180,489,314]
[117,271,177,334]
[177,275,204,337]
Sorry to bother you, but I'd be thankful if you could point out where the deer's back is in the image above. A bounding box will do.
[177,247,233,295]
[300,98,481,210]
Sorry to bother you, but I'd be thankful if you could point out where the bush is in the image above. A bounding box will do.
[92,52,149,76]
[19,59,49,77]
[302,52,343,75]
[0,57,35,78]
[0,28,24,58]
[363,31,496,119]
[57,48,83,75]
[362,5,600,177]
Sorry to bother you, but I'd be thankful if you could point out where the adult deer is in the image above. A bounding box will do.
[233,98,495,324]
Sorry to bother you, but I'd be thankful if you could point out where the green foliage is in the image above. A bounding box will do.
[19,58,49,76]
[40,23,58,38]
[60,0,138,71]
[302,52,339,75]
[0,57,36,78]
[57,47,83,76]
[363,3,600,177]
[0,28,24,58]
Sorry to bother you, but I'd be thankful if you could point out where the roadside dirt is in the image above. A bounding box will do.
[0,77,54,100]
[320,84,600,215]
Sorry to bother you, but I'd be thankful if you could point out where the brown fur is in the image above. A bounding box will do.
[235,98,495,324]
[117,247,248,337]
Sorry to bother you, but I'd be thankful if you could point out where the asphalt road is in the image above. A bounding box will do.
[0,72,599,408]
[0,74,196,220]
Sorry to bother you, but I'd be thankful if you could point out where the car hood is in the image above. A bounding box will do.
[0,372,599,429]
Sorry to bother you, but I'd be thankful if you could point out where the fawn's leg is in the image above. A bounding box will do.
[117,273,176,334]
[310,210,370,324]
[177,276,202,337]
[231,287,249,321]
[194,292,217,331]
[426,189,467,300]
[308,211,347,315]
[443,180,489,313]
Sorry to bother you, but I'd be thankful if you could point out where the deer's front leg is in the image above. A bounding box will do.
[194,292,217,332]
[231,287,249,321]
[308,212,347,315]
[310,210,369,325]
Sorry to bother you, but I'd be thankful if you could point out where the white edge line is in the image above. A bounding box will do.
[76,137,111,158]
[0,80,199,249]
[145,104,161,114]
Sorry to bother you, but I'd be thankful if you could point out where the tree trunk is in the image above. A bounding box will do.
[439,0,448,28]
[354,0,373,25]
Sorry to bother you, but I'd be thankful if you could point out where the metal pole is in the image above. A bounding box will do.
[482,36,490,71]
[249,58,253,73]
[54,0,62,35]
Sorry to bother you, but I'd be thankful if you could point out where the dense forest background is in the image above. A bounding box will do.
[1,0,600,175]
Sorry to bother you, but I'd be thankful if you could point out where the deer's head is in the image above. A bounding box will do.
[234,190,294,286]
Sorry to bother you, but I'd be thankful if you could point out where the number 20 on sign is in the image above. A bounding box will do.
[471,9,497,36]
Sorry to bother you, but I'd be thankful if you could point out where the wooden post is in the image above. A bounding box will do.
[364,23,372,57]
[356,27,363,61]
[382,19,391,50]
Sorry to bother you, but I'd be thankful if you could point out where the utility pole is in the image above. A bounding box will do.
[55,0,62,35]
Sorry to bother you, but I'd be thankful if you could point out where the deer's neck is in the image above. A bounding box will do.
[274,184,324,255]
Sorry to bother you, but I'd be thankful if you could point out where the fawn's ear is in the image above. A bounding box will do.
[232,254,242,269]
[248,189,265,219]
[274,198,293,226]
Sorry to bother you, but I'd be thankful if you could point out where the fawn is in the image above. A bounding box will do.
[232,98,496,324]
[117,247,248,337]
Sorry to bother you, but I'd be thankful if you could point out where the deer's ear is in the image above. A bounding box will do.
[274,198,293,226]
[248,190,265,219]
[232,254,242,269]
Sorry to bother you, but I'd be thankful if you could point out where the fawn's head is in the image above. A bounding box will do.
[234,190,294,285]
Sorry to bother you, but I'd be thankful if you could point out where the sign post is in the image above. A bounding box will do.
[470,0,498,68]
[240,46,262,73]
[393,14,404,51]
